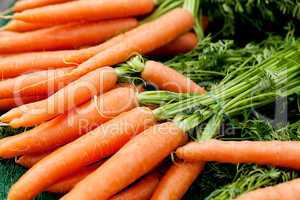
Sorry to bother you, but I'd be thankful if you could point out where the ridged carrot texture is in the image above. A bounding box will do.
[150,32,198,56]
[176,140,300,169]
[1,67,118,128]
[8,107,155,200]
[61,122,187,200]
[16,152,49,168]
[0,67,73,99]
[0,87,138,158]
[0,96,46,111]
[13,0,72,12]
[111,172,160,200]
[0,18,138,53]
[235,178,300,200]
[1,20,51,32]
[13,0,155,24]
[151,162,204,200]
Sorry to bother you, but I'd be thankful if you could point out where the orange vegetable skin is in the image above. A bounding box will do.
[14,0,154,24]
[142,60,206,94]
[8,107,155,200]
[176,140,300,169]
[0,18,138,53]
[16,152,49,168]
[0,96,46,111]
[111,172,160,200]
[0,87,138,158]
[13,0,72,12]
[2,20,51,32]
[236,178,300,200]
[61,122,187,200]
[151,162,204,200]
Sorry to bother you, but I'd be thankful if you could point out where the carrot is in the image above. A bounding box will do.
[0,67,73,99]
[13,0,155,24]
[235,178,300,200]
[0,31,19,37]
[151,162,204,200]
[1,20,51,32]
[176,140,300,169]
[0,18,138,53]
[0,96,47,111]
[15,152,49,168]
[142,60,206,94]
[111,172,160,200]
[7,107,155,200]
[150,32,198,56]
[13,0,72,12]
[1,67,118,128]
[0,87,138,158]
[61,122,187,200]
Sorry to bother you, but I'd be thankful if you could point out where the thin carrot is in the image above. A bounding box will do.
[235,178,300,200]
[111,172,160,200]
[142,60,206,94]
[150,32,198,56]
[13,0,155,24]
[0,18,138,53]
[0,87,138,158]
[176,140,300,169]
[1,20,51,32]
[151,162,204,200]
[61,122,187,200]
[13,0,72,12]
[0,96,47,111]
[1,67,118,127]
[0,67,73,99]
[15,152,50,168]
[7,107,155,200]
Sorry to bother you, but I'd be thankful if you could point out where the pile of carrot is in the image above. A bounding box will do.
[0,0,299,200]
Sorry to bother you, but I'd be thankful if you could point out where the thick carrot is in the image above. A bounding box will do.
[13,0,72,12]
[13,0,155,24]
[0,18,138,53]
[111,172,160,200]
[176,140,300,169]
[61,122,187,200]
[0,67,73,99]
[7,107,155,200]
[236,178,300,200]
[0,96,47,111]
[2,67,118,128]
[150,32,198,56]
[142,60,206,94]
[1,20,51,32]
[0,87,138,158]
[16,152,49,168]
[151,162,204,200]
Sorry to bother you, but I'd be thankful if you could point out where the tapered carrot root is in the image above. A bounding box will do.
[16,152,49,168]
[176,140,300,169]
[0,67,73,99]
[150,32,198,56]
[13,0,154,24]
[151,162,204,200]
[8,107,155,200]
[236,178,300,200]
[0,96,47,111]
[0,18,138,53]
[3,67,118,128]
[111,172,160,200]
[0,87,137,158]
[1,20,51,32]
[61,122,187,200]
[13,0,72,12]
[142,60,206,94]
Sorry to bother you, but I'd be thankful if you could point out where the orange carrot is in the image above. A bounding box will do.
[61,122,187,200]
[13,0,72,12]
[2,67,118,127]
[0,31,19,37]
[7,107,155,200]
[13,0,154,24]
[1,20,51,32]
[0,67,73,98]
[151,162,204,200]
[0,96,47,111]
[0,18,138,53]
[142,60,206,94]
[111,172,160,200]
[176,140,300,169]
[0,87,138,158]
[236,178,300,200]
[16,152,50,168]
[150,32,198,56]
